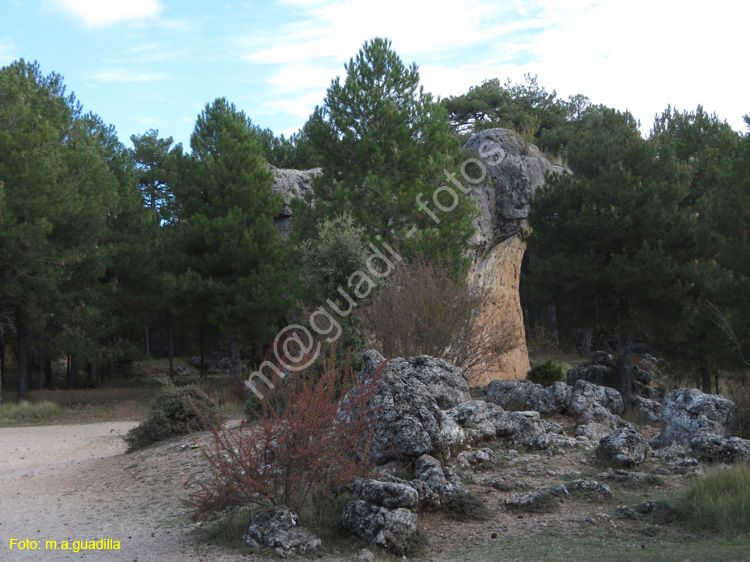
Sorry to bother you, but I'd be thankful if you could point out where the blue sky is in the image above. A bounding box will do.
[2,0,747,150]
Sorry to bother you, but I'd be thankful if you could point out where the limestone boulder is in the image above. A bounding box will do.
[463,129,568,383]
[597,427,650,468]
[656,388,735,447]
[243,506,320,555]
[340,501,418,555]
[352,351,470,465]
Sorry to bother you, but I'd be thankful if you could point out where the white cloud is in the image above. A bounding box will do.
[245,0,750,134]
[0,38,16,65]
[269,63,339,91]
[57,0,162,25]
[266,90,327,119]
[88,68,167,82]
[245,0,513,64]
[525,0,750,131]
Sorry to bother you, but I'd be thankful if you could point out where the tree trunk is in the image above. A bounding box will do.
[617,306,632,409]
[16,307,28,402]
[715,374,720,395]
[546,304,560,346]
[29,353,37,394]
[230,333,242,386]
[68,356,78,389]
[44,357,52,389]
[168,314,174,380]
[700,362,712,394]
[199,325,207,381]
[0,332,4,407]
[145,326,151,357]
[87,362,97,385]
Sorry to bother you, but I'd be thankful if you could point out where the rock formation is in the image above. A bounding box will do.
[269,165,319,238]
[462,129,567,383]
[270,129,567,383]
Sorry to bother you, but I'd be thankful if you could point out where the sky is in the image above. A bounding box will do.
[2,0,748,150]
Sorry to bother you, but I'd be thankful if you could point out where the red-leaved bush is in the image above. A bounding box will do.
[187,348,382,520]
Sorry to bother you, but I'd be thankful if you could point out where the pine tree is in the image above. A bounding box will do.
[525,108,698,405]
[0,60,129,399]
[298,38,474,270]
[169,98,294,382]
[649,106,741,391]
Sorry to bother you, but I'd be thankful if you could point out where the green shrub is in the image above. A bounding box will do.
[677,464,750,536]
[446,491,494,521]
[0,400,61,422]
[526,360,564,387]
[125,384,221,451]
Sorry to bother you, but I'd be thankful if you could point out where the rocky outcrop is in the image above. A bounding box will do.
[690,434,750,463]
[355,350,471,465]
[656,388,735,447]
[269,130,566,384]
[484,378,627,430]
[596,427,649,468]
[243,506,321,556]
[564,353,665,420]
[483,380,572,415]
[464,129,568,383]
[340,501,418,555]
[270,165,319,238]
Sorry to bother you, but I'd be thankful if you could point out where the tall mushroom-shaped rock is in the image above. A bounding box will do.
[463,129,568,383]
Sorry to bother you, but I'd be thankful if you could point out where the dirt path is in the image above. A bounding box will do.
[0,422,249,562]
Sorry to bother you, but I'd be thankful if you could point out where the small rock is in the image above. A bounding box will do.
[597,427,649,468]
[358,548,375,561]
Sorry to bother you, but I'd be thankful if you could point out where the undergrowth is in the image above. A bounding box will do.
[0,400,61,422]
[677,464,750,536]
[187,348,382,529]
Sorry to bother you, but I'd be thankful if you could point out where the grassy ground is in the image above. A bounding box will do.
[0,357,246,426]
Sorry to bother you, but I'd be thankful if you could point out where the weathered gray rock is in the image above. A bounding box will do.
[566,364,611,387]
[463,129,568,245]
[443,399,556,449]
[353,351,471,464]
[597,427,650,468]
[243,506,320,554]
[632,366,652,386]
[592,351,617,367]
[413,454,466,500]
[405,355,472,408]
[493,410,551,449]
[444,400,501,442]
[488,475,527,491]
[569,479,613,497]
[569,380,625,417]
[690,434,750,463]
[504,490,558,512]
[657,388,735,447]
[358,549,375,562]
[456,447,497,470]
[484,380,572,414]
[633,396,662,422]
[575,422,613,442]
[357,480,419,510]
[270,166,319,238]
[341,500,418,555]
[633,381,664,401]
[617,500,680,524]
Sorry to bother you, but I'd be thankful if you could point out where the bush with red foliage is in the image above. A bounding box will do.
[187,350,382,520]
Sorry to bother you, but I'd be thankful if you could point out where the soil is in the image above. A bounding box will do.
[0,417,707,562]
[0,422,247,562]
